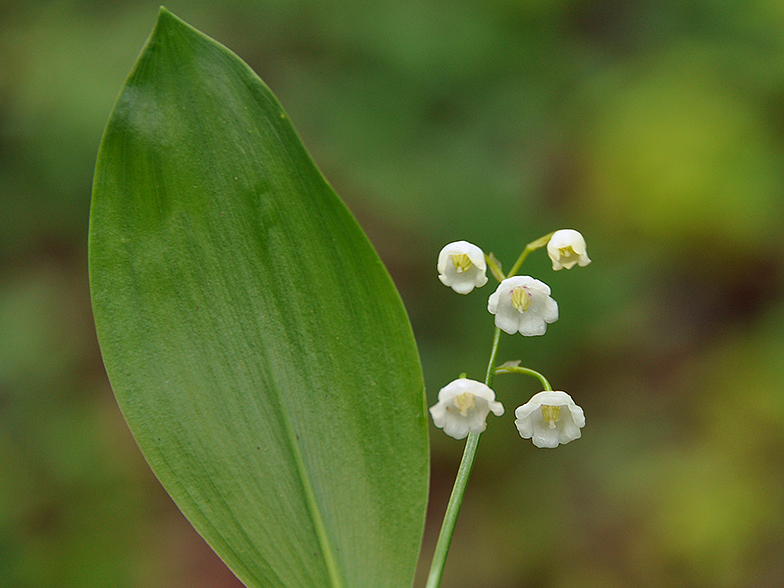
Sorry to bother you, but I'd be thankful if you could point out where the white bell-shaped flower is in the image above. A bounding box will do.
[515,391,585,448]
[547,229,591,271]
[430,378,504,440]
[437,241,488,294]
[487,276,558,336]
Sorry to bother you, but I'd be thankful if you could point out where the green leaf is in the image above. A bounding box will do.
[89,8,428,588]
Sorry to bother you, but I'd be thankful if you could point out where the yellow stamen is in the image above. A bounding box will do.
[451,253,473,273]
[541,405,561,429]
[559,246,575,259]
[453,392,476,417]
[510,286,531,313]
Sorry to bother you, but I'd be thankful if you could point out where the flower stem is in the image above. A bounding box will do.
[494,365,552,391]
[425,327,502,588]
[506,231,555,278]
[424,431,480,588]
[484,327,502,388]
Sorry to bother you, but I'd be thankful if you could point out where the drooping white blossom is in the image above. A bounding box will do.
[487,276,558,336]
[514,391,585,448]
[437,241,488,294]
[429,378,504,440]
[547,229,591,271]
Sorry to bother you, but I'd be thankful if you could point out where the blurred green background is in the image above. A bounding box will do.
[3,0,784,586]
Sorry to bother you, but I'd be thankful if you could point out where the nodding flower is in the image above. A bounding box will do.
[515,391,585,448]
[487,276,558,336]
[437,241,488,294]
[547,229,591,271]
[429,378,504,440]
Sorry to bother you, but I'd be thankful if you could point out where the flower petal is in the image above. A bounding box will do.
[547,229,591,271]
[514,390,585,448]
[487,276,558,337]
[437,241,488,294]
[430,378,504,440]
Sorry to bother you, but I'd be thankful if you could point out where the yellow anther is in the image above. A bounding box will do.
[559,246,575,259]
[510,286,531,313]
[451,253,473,273]
[453,392,476,417]
[541,405,561,429]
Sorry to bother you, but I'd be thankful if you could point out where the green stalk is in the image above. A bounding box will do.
[494,365,552,391]
[425,327,502,588]
[506,232,554,278]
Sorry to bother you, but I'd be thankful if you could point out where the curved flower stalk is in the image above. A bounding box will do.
[429,378,504,440]
[547,229,591,271]
[487,276,558,336]
[437,241,488,294]
[515,391,585,448]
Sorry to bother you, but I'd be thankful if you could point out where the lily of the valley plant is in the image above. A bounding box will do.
[91,11,594,588]
[426,228,590,588]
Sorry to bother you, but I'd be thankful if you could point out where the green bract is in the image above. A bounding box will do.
[89,8,428,588]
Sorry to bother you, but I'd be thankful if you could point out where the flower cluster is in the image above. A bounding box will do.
[430,229,590,448]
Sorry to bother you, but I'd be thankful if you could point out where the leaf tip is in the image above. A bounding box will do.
[156,6,179,26]
[152,6,209,48]
[155,6,192,34]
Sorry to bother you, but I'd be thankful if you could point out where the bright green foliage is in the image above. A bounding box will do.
[88,8,428,588]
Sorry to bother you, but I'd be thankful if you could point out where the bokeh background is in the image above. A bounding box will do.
[3,0,784,586]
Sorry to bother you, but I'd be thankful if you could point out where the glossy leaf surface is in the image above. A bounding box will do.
[89,9,428,587]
